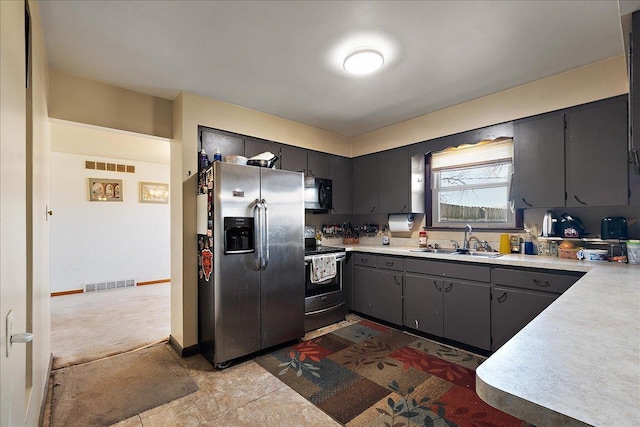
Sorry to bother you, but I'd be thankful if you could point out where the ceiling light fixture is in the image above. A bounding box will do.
[343,48,384,75]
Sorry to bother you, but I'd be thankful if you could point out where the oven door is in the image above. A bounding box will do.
[305,256,343,297]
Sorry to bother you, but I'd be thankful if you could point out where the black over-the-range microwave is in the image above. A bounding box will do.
[304,177,332,212]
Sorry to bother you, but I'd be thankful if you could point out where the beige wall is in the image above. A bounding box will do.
[352,55,629,156]
[48,69,173,139]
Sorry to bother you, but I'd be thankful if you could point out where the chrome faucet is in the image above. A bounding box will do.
[463,224,472,250]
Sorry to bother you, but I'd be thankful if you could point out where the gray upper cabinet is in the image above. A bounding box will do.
[307,152,331,178]
[513,114,566,208]
[244,138,282,169]
[330,155,352,214]
[565,96,628,207]
[630,11,640,182]
[280,145,307,173]
[280,146,331,178]
[378,148,410,213]
[352,155,378,214]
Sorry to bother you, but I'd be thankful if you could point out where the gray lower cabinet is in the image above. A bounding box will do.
[403,259,491,350]
[352,254,403,325]
[404,274,442,336]
[491,287,556,350]
[491,267,582,351]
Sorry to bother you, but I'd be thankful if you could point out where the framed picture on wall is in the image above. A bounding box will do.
[139,182,169,204]
[88,178,123,202]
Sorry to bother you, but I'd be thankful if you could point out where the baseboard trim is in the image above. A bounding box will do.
[137,279,171,286]
[169,335,199,358]
[51,289,83,297]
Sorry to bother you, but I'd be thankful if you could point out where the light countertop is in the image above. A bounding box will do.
[339,244,640,426]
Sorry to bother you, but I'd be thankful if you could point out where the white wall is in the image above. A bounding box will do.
[50,150,170,293]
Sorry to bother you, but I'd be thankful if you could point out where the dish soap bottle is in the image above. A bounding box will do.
[382,226,390,245]
[419,227,428,248]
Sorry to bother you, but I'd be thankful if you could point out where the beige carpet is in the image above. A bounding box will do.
[50,343,198,427]
[51,283,170,369]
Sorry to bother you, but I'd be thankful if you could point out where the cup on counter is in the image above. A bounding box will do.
[499,234,511,254]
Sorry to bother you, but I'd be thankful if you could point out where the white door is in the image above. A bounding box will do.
[1,1,29,425]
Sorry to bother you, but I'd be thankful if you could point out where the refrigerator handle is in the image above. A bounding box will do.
[252,199,262,271]
[261,199,269,270]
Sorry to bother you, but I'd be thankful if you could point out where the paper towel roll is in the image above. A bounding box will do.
[388,214,415,232]
[196,194,208,235]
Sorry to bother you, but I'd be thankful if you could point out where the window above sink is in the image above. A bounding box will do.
[430,139,516,229]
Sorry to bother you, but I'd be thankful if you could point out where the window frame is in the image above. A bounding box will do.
[425,149,523,231]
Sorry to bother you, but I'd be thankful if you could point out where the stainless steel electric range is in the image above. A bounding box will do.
[304,226,347,332]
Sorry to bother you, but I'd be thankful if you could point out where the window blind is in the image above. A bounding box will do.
[431,139,513,171]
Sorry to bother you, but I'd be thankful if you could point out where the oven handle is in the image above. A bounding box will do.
[304,254,346,265]
[305,302,345,316]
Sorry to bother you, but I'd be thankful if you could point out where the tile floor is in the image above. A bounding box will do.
[111,318,361,426]
[47,306,359,426]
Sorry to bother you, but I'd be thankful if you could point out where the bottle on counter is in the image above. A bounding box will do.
[213,148,222,162]
[382,226,390,245]
[316,230,322,247]
[419,227,428,248]
[524,229,535,255]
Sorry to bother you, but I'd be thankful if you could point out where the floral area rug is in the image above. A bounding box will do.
[256,319,531,427]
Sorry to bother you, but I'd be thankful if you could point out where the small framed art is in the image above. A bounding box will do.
[139,182,169,204]
[89,178,123,202]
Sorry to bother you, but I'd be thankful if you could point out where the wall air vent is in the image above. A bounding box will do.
[83,279,136,293]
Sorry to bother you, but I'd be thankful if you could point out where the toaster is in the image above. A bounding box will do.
[601,217,628,240]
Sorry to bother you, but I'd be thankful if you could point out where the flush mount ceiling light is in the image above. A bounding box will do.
[343,48,384,75]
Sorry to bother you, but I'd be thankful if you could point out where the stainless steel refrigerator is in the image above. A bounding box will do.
[197,161,304,368]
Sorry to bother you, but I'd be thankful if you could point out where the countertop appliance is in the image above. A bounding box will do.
[304,225,346,332]
[198,162,304,368]
[304,177,332,212]
[601,216,628,240]
[542,210,558,237]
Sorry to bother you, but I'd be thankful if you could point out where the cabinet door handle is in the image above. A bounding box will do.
[401,204,407,212]
[433,281,442,292]
[370,206,376,213]
[361,258,368,264]
[497,292,508,303]
[415,319,419,329]
[533,278,550,287]
[394,275,402,286]
[574,195,588,205]
[521,197,533,207]
[386,261,394,266]
[444,283,453,293]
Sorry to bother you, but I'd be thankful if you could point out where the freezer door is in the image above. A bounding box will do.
[259,168,305,348]
[212,162,262,364]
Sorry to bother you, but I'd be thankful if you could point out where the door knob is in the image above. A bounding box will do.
[11,333,34,344]
[6,310,34,357]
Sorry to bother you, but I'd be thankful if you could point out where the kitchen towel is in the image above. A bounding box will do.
[311,254,337,283]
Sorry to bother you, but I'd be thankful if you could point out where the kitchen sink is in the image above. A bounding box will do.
[409,248,458,254]
[409,248,502,258]
[453,251,503,258]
